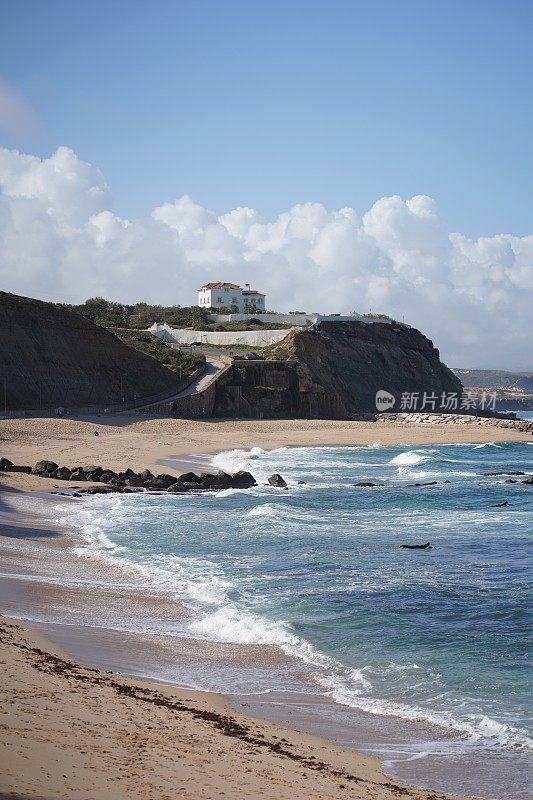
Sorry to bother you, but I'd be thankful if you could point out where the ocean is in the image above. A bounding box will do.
[28,442,533,798]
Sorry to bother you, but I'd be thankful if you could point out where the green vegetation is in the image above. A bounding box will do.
[64,297,303,332]
[110,328,205,376]
[206,319,294,332]
[64,298,211,329]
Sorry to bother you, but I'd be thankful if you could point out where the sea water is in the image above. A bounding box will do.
[54,442,532,797]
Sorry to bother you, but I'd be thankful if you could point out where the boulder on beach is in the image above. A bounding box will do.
[176,471,203,486]
[167,482,190,493]
[139,469,154,482]
[144,473,180,490]
[98,469,119,484]
[84,466,104,481]
[268,473,288,488]
[0,458,14,471]
[3,464,32,473]
[32,460,59,475]
[70,467,87,481]
[53,467,72,480]
[125,475,144,487]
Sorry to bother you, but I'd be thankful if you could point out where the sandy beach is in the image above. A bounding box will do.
[1,415,530,493]
[1,416,530,799]
[0,615,460,800]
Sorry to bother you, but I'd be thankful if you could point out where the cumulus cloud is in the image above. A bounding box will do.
[0,78,38,140]
[0,145,531,369]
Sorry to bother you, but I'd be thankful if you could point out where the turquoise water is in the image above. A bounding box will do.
[64,441,532,797]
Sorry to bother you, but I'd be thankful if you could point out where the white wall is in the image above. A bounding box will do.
[207,312,315,325]
[149,323,291,347]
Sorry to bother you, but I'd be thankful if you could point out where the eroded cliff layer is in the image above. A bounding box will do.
[0,292,180,409]
[214,321,462,418]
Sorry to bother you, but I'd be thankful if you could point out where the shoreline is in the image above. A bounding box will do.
[1,418,531,799]
[0,615,463,800]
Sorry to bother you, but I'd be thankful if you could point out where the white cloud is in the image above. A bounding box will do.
[0,145,531,370]
[0,78,38,140]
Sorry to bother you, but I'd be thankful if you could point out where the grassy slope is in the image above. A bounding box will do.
[111,329,205,376]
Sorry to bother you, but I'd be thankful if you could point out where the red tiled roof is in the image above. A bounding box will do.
[199,282,242,290]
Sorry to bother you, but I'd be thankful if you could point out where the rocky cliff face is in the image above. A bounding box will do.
[214,321,462,419]
[0,292,180,410]
[275,321,462,417]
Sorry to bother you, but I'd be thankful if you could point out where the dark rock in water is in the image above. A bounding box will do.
[144,473,180,490]
[33,460,59,475]
[198,471,233,490]
[167,482,190,493]
[480,471,526,476]
[70,467,87,481]
[354,481,384,487]
[98,469,119,483]
[522,476,533,485]
[230,470,257,489]
[504,479,517,484]
[3,464,32,473]
[125,476,144,487]
[400,542,433,550]
[268,473,287,488]
[81,486,117,495]
[492,501,509,507]
[177,471,203,485]
[108,477,125,487]
[411,481,438,487]
[444,480,451,483]
[0,457,14,470]
[53,467,72,480]
[139,469,154,482]
[297,480,307,485]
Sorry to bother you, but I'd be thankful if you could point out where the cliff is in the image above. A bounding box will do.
[213,321,462,418]
[0,292,181,410]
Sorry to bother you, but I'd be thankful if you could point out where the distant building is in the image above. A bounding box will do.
[197,282,266,313]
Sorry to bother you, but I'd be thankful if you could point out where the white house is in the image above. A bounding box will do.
[197,282,266,313]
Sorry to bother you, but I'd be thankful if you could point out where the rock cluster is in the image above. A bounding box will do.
[377,412,533,434]
[0,458,257,494]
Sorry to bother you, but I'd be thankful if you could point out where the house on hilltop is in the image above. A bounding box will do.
[197,282,266,313]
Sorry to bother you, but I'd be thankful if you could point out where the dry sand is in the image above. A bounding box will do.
[1,415,530,492]
[0,617,459,800]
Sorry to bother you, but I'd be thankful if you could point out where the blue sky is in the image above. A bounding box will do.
[1,0,532,236]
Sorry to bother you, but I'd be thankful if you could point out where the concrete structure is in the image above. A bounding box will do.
[206,311,403,326]
[197,282,265,312]
[207,312,315,326]
[149,322,291,347]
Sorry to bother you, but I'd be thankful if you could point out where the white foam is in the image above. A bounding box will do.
[389,450,435,466]
[473,442,503,449]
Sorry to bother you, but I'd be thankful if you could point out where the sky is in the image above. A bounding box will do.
[0,0,532,369]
